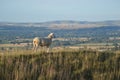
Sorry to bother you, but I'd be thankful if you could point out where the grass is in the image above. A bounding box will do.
[0,49,120,80]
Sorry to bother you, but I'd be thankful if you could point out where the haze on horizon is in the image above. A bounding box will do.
[0,0,120,22]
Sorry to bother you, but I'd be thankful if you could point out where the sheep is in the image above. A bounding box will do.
[33,33,55,52]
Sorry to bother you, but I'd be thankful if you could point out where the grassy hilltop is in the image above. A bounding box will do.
[0,49,120,80]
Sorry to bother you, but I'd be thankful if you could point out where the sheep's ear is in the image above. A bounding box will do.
[50,33,53,35]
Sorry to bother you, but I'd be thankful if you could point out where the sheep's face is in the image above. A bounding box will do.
[48,33,55,38]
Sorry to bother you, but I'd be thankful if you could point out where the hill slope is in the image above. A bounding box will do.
[0,50,120,80]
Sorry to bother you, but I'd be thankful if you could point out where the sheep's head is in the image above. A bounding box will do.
[48,33,55,39]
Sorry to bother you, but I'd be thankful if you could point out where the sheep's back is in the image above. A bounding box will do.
[39,38,52,46]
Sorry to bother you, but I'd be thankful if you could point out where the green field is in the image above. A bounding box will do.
[0,49,120,80]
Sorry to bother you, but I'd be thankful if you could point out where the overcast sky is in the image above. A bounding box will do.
[0,0,120,22]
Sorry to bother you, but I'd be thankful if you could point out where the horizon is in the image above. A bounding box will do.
[0,0,120,22]
[0,19,120,23]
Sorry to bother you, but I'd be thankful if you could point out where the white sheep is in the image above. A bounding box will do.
[33,33,55,52]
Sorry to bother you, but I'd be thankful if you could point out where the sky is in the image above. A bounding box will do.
[0,0,120,22]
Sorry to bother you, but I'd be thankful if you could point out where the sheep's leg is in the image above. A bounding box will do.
[33,46,37,52]
[46,46,50,53]
[35,44,39,51]
[47,48,49,53]
[33,44,39,52]
[33,44,36,51]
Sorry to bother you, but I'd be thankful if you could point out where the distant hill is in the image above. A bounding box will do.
[0,20,120,43]
[0,20,120,29]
